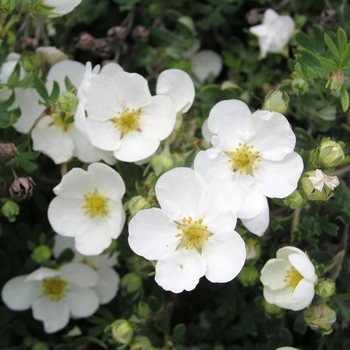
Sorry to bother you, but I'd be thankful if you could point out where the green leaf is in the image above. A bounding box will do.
[34,77,49,103]
[313,24,325,54]
[0,108,19,128]
[340,85,349,112]
[296,32,315,51]
[319,57,338,71]
[337,27,348,56]
[0,91,15,110]
[6,62,21,87]
[171,324,187,344]
[65,75,76,91]
[49,80,60,102]
[150,27,182,46]
[324,33,340,61]
[56,248,75,264]
[317,106,337,121]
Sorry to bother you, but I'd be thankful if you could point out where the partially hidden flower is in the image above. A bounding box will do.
[260,246,317,311]
[128,167,246,293]
[75,64,176,163]
[48,162,126,255]
[1,263,99,333]
[249,9,295,58]
[39,0,82,17]
[194,99,303,236]
[308,169,339,191]
[53,235,120,304]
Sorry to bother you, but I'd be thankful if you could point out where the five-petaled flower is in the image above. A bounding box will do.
[128,167,246,293]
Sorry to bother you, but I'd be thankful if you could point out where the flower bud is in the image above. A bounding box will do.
[76,32,95,50]
[301,171,335,201]
[32,341,49,350]
[36,47,68,65]
[292,77,308,95]
[172,152,185,167]
[245,9,261,25]
[121,272,142,294]
[325,69,345,93]
[151,153,174,176]
[304,304,336,335]
[238,265,260,286]
[263,300,282,315]
[1,200,20,222]
[32,245,52,264]
[9,177,35,199]
[245,238,261,261]
[92,38,114,58]
[0,143,18,165]
[284,189,304,209]
[263,90,289,114]
[127,196,151,217]
[21,37,38,52]
[319,138,345,167]
[107,26,127,40]
[58,91,79,113]
[132,25,150,43]
[315,279,336,299]
[110,319,134,345]
[130,335,152,350]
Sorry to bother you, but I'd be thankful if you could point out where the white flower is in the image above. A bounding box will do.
[191,50,223,83]
[309,169,339,191]
[48,162,126,255]
[194,100,303,235]
[76,69,176,163]
[53,235,120,304]
[42,0,82,17]
[1,263,99,333]
[12,60,104,164]
[128,167,246,293]
[249,9,295,58]
[260,246,317,311]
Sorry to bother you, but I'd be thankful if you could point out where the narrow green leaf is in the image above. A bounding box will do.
[300,49,320,68]
[6,62,21,87]
[0,91,15,110]
[324,33,340,61]
[313,24,325,54]
[319,57,338,70]
[64,75,76,91]
[340,85,349,112]
[317,106,337,121]
[34,77,49,102]
[337,27,348,56]
[341,41,350,66]
[0,108,19,128]
[296,32,315,51]
[49,81,60,102]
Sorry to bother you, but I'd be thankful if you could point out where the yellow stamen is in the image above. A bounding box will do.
[283,266,303,290]
[226,143,260,175]
[50,112,74,132]
[112,108,141,136]
[42,277,67,302]
[82,190,109,218]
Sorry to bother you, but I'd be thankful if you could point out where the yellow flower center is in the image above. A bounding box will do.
[42,277,67,302]
[113,108,141,136]
[226,143,261,175]
[51,112,74,132]
[175,217,212,254]
[283,266,303,290]
[82,191,109,218]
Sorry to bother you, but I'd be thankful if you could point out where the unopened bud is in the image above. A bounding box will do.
[245,238,261,261]
[315,279,336,299]
[9,177,35,199]
[0,143,18,165]
[36,47,68,65]
[292,77,309,95]
[1,200,20,222]
[58,91,78,113]
[284,190,304,209]
[121,272,142,295]
[246,9,261,25]
[127,196,151,217]
[301,170,335,201]
[32,341,49,350]
[151,153,174,176]
[92,38,114,58]
[107,26,127,40]
[76,32,95,50]
[21,37,38,52]
[304,304,336,335]
[172,152,185,167]
[132,25,150,43]
[32,245,52,264]
[238,265,260,286]
[263,90,289,114]
[130,335,152,350]
[110,319,134,345]
[325,69,344,93]
[319,138,345,167]
[263,300,282,315]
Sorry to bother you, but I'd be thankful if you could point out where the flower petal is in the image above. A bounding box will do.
[289,253,316,282]
[93,267,120,304]
[60,263,99,287]
[191,50,222,83]
[26,267,61,281]
[288,279,315,310]
[155,249,206,293]
[66,286,99,318]
[260,258,290,290]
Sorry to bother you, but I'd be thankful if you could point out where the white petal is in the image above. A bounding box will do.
[288,279,315,310]
[260,258,290,290]
[191,50,223,83]
[254,152,304,198]
[53,235,82,261]
[201,119,214,144]
[202,231,245,282]
[66,286,99,318]
[263,285,293,307]
[276,246,306,260]
[44,0,82,16]
[156,69,195,113]
[238,188,266,220]
[32,297,70,333]
[155,249,206,293]
[288,253,316,282]
[93,267,120,304]
[1,276,41,310]
[128,208,179,260]
[60,263,99,287]
[155,168,207,221]
[100,62,124,76]
[26,267,61,281]
[89,252,118,268]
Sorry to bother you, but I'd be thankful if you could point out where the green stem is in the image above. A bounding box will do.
[310,80,327,105]
[290,207,301,242]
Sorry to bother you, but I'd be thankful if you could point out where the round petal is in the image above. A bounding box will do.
[155,168,207,221]
[90,252,118,268]
[2,276,41,310]
[238,188,266,220]
[155,249,206,293]
[260,258,290,290]
[287,279,315,311]
[26,268,60,281]
[53,235,82,261]
[93,267,120,304]
[66,286,99,318]
[263,285,292,307]
[201,119,213,145]
[202,231,246,282]
[44,0,82,16]
[276,246,306,260]
[128,208,179,260]
[99,62,124,76]
[254,152,304,198]
[60,263,99,287]
[191,50,222,83]
[156,69,195,113]
[288,253,316,283]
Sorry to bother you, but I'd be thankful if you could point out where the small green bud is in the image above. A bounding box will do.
[127,196,151,217]
[137,302,152,319]
[238,265,260,286]
[121,272,142,294]
[325,69,345,93]
[304,304,336,335]
[245,238,261,261]
[110,319,134,345]
[32,341,49,350]
[151,153,174,176]
[172,152,185,167]
[32,245,52,263]
[315,279,336,299]
[292,77,309,95]
[319,138,345,167]
[58,91,78,113]
[263,300,282,315]
[284,189,304,209]
[263,90,289,114]
[1,200,20,222]
[130,335,152,350]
